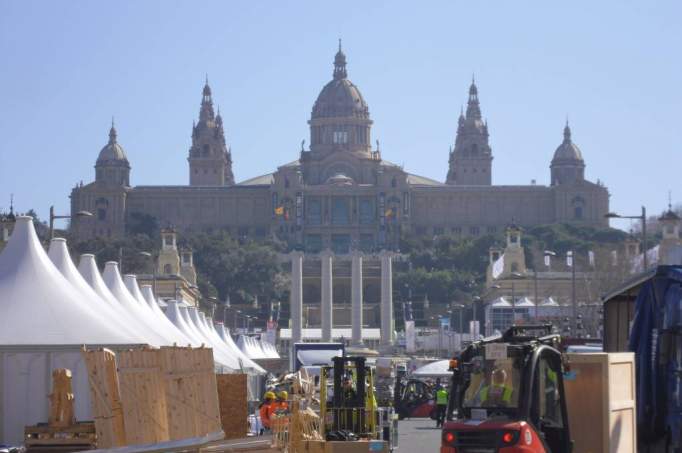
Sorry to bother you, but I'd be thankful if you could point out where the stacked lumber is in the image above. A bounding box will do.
[82,346,225,449]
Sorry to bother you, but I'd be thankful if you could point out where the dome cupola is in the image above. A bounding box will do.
[550,121,586,186]
[308,41,373,156]
[95,120,130,187]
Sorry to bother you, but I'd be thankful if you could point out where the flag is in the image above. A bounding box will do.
[566,251,573,267]
[405,320,416,353]
[274,206,284,216]
[385,208,394,218]
[588,250,595,267]
[544,254,551,267]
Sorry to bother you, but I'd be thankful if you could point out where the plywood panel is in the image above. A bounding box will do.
[216,374,248,439]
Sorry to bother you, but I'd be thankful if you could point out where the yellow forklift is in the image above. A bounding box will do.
[319,356,397,450]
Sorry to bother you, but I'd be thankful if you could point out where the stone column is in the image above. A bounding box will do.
[320,249,333,342]
[290,251,304,349]
[380,250,394,347]
[351,250,363,346]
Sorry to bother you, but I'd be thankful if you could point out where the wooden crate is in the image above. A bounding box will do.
[564,352,636,453]
[216,373,248,439]
[160,346,222,440]
[117,347,170,445]
[82,348,127,448]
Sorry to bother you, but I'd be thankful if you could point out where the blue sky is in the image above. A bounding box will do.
[1,1,680,230]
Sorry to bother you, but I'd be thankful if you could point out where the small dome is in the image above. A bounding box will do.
[96,124,129,166]
[552,123,583,162]
[326,173,354,186]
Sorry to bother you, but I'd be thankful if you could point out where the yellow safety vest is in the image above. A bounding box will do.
[480,384,513,404]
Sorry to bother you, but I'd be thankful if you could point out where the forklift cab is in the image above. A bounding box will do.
[443,325,572,453]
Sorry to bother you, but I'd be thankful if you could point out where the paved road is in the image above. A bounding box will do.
[396,418,442,452]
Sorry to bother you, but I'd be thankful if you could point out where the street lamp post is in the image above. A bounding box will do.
[606,206,648,269]
[49,205,92,240]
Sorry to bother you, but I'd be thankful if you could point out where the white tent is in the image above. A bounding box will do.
[47,238,145,342]
[102,263,174,346]
[238,335,267,359]
[164,300,203,347]
[213,322,266,373]
[514,297,536,308]
[412,359,452,378]
[182,306,242,371]
[123,275,192,346]
[0,217,133,346]
[0,217,139,444]
[78,254,163,346]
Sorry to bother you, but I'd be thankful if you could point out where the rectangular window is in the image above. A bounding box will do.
[360,233,374,252]
[331,197,350,225]
[470,226,480,236]
[307,198,322,225]
[434,226,444,236]
[305,234,322,253]
[331,234,351,254]
[333,131,348,144]
[487,226,497,234]
[359,198,375,224]
[98,209,106,221]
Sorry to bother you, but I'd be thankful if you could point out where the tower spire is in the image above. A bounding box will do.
[109,117,117,144]
[466,77,481,120]
[199,77,215,121]
[333,40,347,80]
[563,119,572,143]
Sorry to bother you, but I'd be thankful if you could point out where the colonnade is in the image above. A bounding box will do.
[289,250,394,349]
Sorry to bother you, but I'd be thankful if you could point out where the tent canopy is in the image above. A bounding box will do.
[412,359,452,378]
[0,217,134,345]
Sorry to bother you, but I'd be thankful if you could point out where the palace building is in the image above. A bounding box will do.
[70,44,610,253]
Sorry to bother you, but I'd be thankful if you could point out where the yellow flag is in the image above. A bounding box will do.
[274,206,284,215]
[385,209,393,217]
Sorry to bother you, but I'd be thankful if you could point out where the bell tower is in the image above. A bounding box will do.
[447,78,493,185]
[188,78,234,186]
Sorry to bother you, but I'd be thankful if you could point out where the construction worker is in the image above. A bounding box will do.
[259,391,276,433]
[479,368,513,407]
[274,390,289,413]
[435,385,449,427]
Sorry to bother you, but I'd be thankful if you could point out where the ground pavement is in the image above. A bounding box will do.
[396,418,442,452]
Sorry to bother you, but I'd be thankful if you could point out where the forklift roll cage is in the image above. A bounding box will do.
[446,325,572,452]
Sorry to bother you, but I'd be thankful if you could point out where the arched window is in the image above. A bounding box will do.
[511,262,519,273]
[163,264,172,274]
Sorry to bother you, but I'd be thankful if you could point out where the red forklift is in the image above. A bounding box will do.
[441,325,572,453]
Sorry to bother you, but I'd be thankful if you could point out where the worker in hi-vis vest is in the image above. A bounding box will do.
[479,368,513,407]
[435,386,449,427]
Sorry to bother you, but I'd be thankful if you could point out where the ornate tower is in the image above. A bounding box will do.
[550,122,585,186]
[447,79,493,185]
[157,228,180,275]
[308,42,373,157]
[188,79,234,186]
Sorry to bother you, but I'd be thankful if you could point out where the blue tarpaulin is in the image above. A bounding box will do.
[628,266,682,446]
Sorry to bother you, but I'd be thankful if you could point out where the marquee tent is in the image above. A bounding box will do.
[165,300,203,347]
[181,306,243,371]
[78,254,164,346]
[0,217,142,444]
[412,359,452,378]
[47,238,144,342]
[103,263,178,346]
[213,322,265,373]
[123,275,193,346]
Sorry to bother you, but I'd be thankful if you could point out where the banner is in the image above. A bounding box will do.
[469,320,480,339]
[440,316,450,330]
[566,251,573,267]
[544,254,551,267]
[492,253,505,279]
[405,320,416,353]
[265,320,277,345]
[588,250,595,267]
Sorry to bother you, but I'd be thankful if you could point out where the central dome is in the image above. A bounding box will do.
[311,46,369,120]
[308,43,373,156]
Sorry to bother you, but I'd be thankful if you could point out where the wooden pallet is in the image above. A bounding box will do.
[24,421,96,450]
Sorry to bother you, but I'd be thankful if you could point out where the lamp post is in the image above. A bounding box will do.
[509,272,523,326]
[49,205,92,240]
[606,206,647,269]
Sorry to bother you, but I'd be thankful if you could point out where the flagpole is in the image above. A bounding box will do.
[572,252,577,337]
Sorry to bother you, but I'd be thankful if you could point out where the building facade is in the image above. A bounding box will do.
[70,45,610,250]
